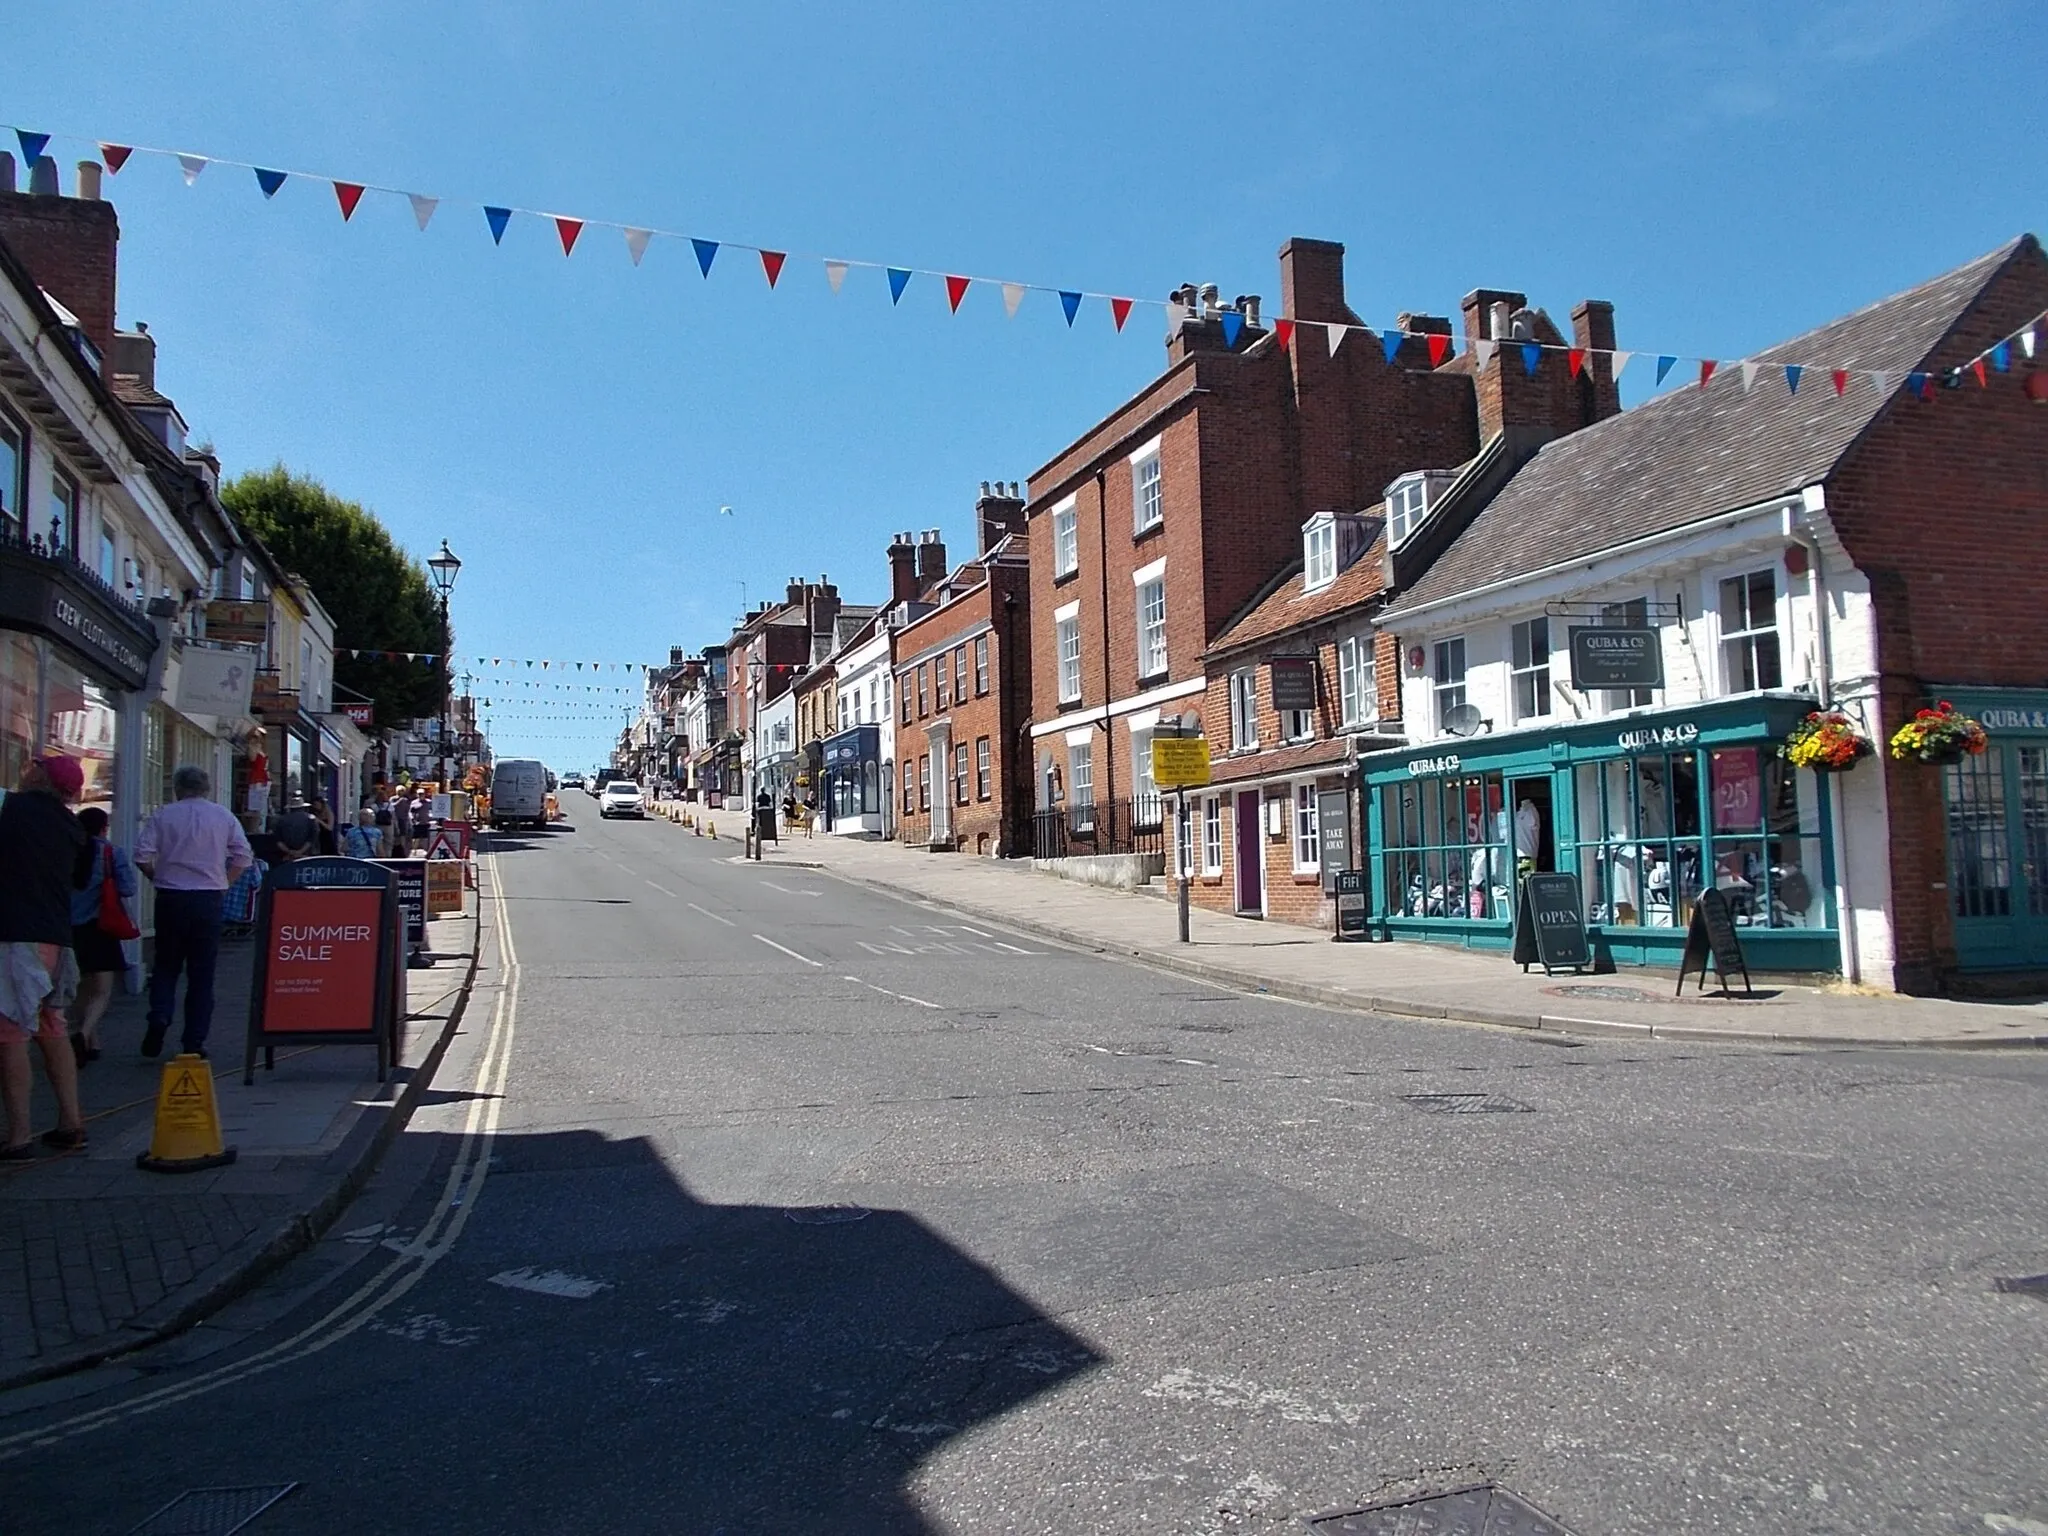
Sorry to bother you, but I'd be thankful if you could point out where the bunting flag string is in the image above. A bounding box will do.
[8,123,2043,403]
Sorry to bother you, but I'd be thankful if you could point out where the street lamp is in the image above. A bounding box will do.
[428,539,461,797]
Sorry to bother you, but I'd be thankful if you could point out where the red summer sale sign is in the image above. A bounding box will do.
[264,888,383,1034]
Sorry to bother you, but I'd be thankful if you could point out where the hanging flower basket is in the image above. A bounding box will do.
[1781,710,1875,773]
[1888,701,1989,765]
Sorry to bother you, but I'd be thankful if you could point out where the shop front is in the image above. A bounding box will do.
[1936,688,2048,975]
[1360,693,1840,972]
[820,724,881,835]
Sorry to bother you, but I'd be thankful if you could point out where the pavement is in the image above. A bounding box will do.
[0,886,480,1391]
[679,804,2048,1050]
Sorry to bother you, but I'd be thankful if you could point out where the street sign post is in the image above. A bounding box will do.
[243,857,402,1085]
[1151,730,1212,944]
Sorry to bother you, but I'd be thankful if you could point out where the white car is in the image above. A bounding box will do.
[599,780,645,819]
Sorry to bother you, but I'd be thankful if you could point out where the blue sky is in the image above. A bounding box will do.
[6,1,2040,767]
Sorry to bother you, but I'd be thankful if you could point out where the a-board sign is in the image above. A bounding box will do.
[1317,790,1352,892]
[1568,626,1663,691]
[1151,736,1212,789]
[1513,871,1592,974]
[1677,886,1753,996]
[1334,869,1369,940]
[375,858,426,947]
[425,858,465,918]
[244,857,399,1085]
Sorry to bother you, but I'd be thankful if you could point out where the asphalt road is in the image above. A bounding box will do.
[5,804,2046,1535]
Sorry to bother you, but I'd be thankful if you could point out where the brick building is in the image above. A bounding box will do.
[1368,235,2048,992]
[893,487,1033,855]
[1021,234,1616,883]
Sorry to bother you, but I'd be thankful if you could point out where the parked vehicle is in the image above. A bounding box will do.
[599,780,645,819]
[490,758,551,830]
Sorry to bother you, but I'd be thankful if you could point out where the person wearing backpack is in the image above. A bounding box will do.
[67,805,138,1066]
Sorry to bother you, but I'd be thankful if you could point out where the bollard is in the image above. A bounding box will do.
[707,820,716,840]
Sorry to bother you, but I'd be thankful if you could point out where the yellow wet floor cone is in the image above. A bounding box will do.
[136,1053,237,1173]
[707,820,716,839]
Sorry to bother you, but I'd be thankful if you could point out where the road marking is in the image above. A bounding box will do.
[761,880,821,897]
[753,933,822,967]
[956,925,989,938]
[488,1267,610,1299]
[991,941,1036,954]
[645,879,678,897]
[614,864,638,876]
[686,902,735,927]
[841,975,942,1010]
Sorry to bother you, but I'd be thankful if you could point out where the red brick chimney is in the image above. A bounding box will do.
[915,529,947,589]
[1278,238,1363,325]
[975,482,1026,555]
[0,156,119,365]
[1459,287,1617,442]
[888,533,919,606]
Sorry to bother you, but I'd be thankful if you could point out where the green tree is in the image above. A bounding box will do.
[221,465,450,729]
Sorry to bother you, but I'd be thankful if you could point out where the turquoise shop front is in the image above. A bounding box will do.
[1358,693,1840,972]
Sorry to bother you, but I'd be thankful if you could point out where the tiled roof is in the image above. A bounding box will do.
[1205,737,1352,788]
[1205,522,1389,657]
[1386,237,2034,618]
[110,373,176,411]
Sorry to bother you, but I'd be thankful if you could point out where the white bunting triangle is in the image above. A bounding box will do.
[623,227,652,266]
[1740,361,1759,392]
[1326,322,1348,356]
[408,194,438,231]
[1002,282,1025,318]
[1870,371,1888,397]
[824,261,848,294]
[1609,349,1631,379]
[1473,337,1497,370]
[2023,326,2038,360]
[177,154,207,185]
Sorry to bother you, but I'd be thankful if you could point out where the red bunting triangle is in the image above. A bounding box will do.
[1698,359,1718,388]
[100,144,132,174]
[760,250,786,287]
[945,275,970,312]
[1274,318,1295,352]
[1831,369,1849,397]
[1566,347,1585,378]
[556,218,583,255]
[1427,333,1452,367]
[1972,359,1988,387]
[333,182,365,221]
[1109,297,1133,332]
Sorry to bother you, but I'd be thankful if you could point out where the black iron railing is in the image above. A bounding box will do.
[0,521,151,619]
[1030,796,1166,861]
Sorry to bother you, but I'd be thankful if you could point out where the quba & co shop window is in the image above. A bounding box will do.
[1379,765,1512,922]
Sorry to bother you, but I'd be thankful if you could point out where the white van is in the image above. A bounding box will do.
[490,758,551,830]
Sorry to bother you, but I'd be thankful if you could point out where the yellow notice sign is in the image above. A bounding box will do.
[1151,736,1213,789]
[425,859,465,918]
[137,1054,237,1173]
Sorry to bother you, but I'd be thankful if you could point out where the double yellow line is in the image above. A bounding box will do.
[0,852,523,1457]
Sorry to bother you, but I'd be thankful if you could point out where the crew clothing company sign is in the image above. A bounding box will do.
[264,889,383,1035]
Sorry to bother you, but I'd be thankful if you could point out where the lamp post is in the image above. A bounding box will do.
[427,539,461,799]
[748,648,768,858]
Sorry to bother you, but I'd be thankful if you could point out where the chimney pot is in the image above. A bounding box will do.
[0,153,15,194]
[28,156,59,196]
[76,160,101,201]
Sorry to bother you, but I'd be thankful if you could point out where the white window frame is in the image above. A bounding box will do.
[1387,475,1430,549]
[1432,637,1467,732]
[1130,437,1164,534]
[1131,727,1159,826]
[1134,557,1168,680]
[1051,497,1079,578]
[1292,784,1320,873]
[1068,740,1094,829]
[1303,514,1336,591]
[1337,633,1376,727]
[1282,705,1313,743]
[973,635,989,695]
[1055,601,1082,704]
[975,736,991,800]
[1716,567,1783,695]
[1229,669,1259,751]
[1202,794,1224,875]
[1510,616,1552,722]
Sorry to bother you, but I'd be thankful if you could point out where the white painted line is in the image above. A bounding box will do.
[753,933,823,967]
[761,880,821,897]
[488,1267,611,1299]
[614,865,638,877]
[646,880,677,897]
[991,941,1035,954]
[687,902,735,927]
[956,925,989,938]
[843,976,943,1010]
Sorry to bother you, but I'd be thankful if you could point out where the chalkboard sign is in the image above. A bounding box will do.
[1317,790,1352,892]
[1333,869,1369,940]
[1677,887,1753,995]
[1513,872,1592,974]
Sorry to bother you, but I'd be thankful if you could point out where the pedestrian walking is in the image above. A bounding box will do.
[67,805,138,1066]
[135,766,254,1059]
[343,807,381,860]
[373,791,398,857]
[274,801,319,862]
[0,756,94,1157]
[312,797,338,856]
[409,790,432,842]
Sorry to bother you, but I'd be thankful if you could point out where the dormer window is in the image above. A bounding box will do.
[1386,470,1457,550]
[1303,514,1337,591]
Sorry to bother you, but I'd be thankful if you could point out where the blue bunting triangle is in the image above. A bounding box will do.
[254,168,287,199]
[1520,342,1542,376]
[15,131,49,169]
[1059,291,1082,326]
[484,206,512,245]
[1384,329,1407,364]
[1991,341,2011,372]
[1655,355,1677,385]
[1221,311,1243,348]
[888,267,912,304]
[1784,364,1802,395]
[691,238,719,277]
[1905,370,1930,399]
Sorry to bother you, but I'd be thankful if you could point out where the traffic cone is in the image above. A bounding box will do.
[136,1054,237,1173]
[707,820,716,840]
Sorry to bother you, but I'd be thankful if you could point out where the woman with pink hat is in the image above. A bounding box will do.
[0,755,95,1157]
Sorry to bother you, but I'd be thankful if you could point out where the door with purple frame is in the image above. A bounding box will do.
[1234,790,1264,915]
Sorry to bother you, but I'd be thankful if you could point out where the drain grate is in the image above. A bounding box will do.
[1307,1483,1574,1534]
[1401,1093,1534,1115]
[1544,983,1653,1001]
[784,1204,870,1225]
[1994,1273,2048,1301]
[127,1485,300,1536]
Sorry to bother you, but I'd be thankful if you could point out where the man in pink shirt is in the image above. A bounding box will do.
[135,766,253,1058]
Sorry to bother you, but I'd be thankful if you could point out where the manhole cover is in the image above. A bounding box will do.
[1401,1093,1534,1115]
[784,1204,870,1225]
[1994,1273,2048,1301]
[127,1485,300,1536]
[1544,984,1654,1002]
[1307,1483,1574,1534]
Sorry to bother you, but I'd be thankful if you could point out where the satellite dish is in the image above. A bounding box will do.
[1443,703,1485,738]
